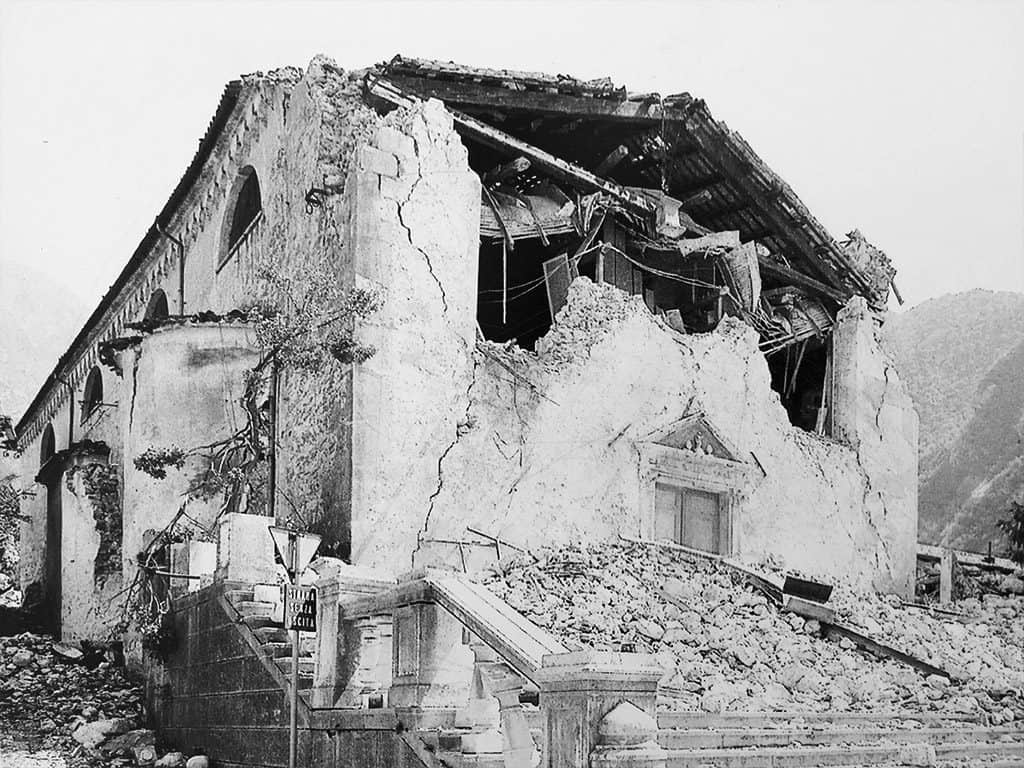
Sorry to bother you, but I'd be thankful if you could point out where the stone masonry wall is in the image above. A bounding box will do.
[356,277,918,595]
[344,98,482,568]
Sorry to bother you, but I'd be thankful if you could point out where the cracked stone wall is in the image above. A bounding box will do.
[356,273,917,594]
[343,98,481,568]
[832,297,919,593]
[58,461,123,640]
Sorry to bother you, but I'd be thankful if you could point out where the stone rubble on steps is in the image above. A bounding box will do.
[481,541,1024,722]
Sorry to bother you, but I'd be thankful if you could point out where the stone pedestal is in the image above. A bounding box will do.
[215,513,276,585]
[387,600,473,709]
[312,562,395,708]
[537,651,664,768]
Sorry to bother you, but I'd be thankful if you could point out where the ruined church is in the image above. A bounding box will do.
[8,54,926,766]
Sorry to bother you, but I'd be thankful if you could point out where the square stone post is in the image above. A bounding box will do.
[388,600,473,709]
[313,562,394,708]
[536,651,664,768]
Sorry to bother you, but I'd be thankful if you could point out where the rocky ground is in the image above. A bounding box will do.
[482,540,1024,720]
[0,633,199,768]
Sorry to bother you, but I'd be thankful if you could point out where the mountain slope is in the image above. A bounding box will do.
[882,289,1024,551]
[0,262,89,421]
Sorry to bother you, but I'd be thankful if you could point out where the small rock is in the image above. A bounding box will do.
[998,575,1024,595]
[186,756,210,768]
[155,754,186,768]
[12,650,34,668]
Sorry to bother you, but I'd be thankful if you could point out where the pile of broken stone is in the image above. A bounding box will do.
[482,541,1024,723]
[0,632,204,767]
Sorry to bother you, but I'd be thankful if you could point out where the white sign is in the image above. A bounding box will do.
[268,526,322,576]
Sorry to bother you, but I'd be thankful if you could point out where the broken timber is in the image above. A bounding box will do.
[368,76,660,222]
[821,621,952,680]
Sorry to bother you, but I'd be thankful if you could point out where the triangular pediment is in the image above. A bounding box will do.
[644,413,748,464]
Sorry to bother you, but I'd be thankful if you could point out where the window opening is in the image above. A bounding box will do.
[219,167,262,266]
[654,482,725,554]
[143,289,169,323]
[81,367,104,423]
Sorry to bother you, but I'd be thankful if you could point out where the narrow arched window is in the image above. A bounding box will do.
[81,367,104,422]
[219,166,262,266]
[40,424,55,467]
[143,289,169,322]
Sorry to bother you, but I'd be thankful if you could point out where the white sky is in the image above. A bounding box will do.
[1,0,1022,320]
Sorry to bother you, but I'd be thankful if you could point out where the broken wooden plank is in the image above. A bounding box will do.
[917,543,1018,574]
[368,77,659,221]
[595,144,629,175]
[821,622,952,680]
[782,594,835,624]
[484,156,531,185]
[375,73,689,123]
[757,254,850,304]
[543,253,572,320]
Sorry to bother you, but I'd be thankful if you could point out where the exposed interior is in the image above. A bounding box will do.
[366,61,879,436]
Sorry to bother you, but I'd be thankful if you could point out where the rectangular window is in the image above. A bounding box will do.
[654,482,724,554]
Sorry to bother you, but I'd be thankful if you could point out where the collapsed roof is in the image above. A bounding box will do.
[366,55,898,325]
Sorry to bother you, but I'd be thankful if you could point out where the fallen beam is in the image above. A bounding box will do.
[917,543,1017,574]
[368,76,659,221]
[821,622,952,680]
[757,254,851,304]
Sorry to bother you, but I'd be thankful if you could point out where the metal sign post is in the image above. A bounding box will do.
[287,532,299,768]
[268,526,321,768]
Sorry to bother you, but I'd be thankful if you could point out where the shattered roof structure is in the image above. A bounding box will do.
[369,55,895,308]
[16,53,898,439]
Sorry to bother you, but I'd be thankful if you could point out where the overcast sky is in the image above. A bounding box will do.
[1,0,1022,323]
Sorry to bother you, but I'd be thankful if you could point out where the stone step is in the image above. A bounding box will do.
[253,627,289,643]
[261,642,293,658]
[234,600,276,617]
[663,740,1024,767]
[223,588,255,604]
[657,710,984,731]
[658,725,1024,750]
[433,751,504,768]
[276,657,315,677]
[241,615,281,629]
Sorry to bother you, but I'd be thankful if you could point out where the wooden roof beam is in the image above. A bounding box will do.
[369,77,660,220]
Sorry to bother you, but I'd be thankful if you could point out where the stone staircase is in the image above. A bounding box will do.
[656,710,1024,767]
[223,585,316,701]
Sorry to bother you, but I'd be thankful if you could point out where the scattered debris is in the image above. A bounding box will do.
[482,540,1024,720]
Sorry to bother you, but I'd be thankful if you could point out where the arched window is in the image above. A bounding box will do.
[81,367,104,422]
[40,423,55,467]
[143,289,169,322]
[219,166,262,266]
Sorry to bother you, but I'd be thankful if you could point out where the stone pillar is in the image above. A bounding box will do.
[536,651,664,768]
[313,563,395,708]
[831,296,919,597]
[312,576,341,708]
[387,600,473,709]
[373,613,394,699]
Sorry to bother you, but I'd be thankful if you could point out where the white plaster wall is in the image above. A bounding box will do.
[60,465,122,640]
[119,323,261,574]
[355,277,917,595]
[346,99,481,569]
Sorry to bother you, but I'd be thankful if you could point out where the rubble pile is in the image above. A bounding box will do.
[0,632,152,766]
[482,541,1024,720]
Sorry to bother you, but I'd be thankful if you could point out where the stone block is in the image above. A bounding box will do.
[374,126,415,159]
[356,144,399,178]
[216,513,276,585]
[537,651,664,768]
